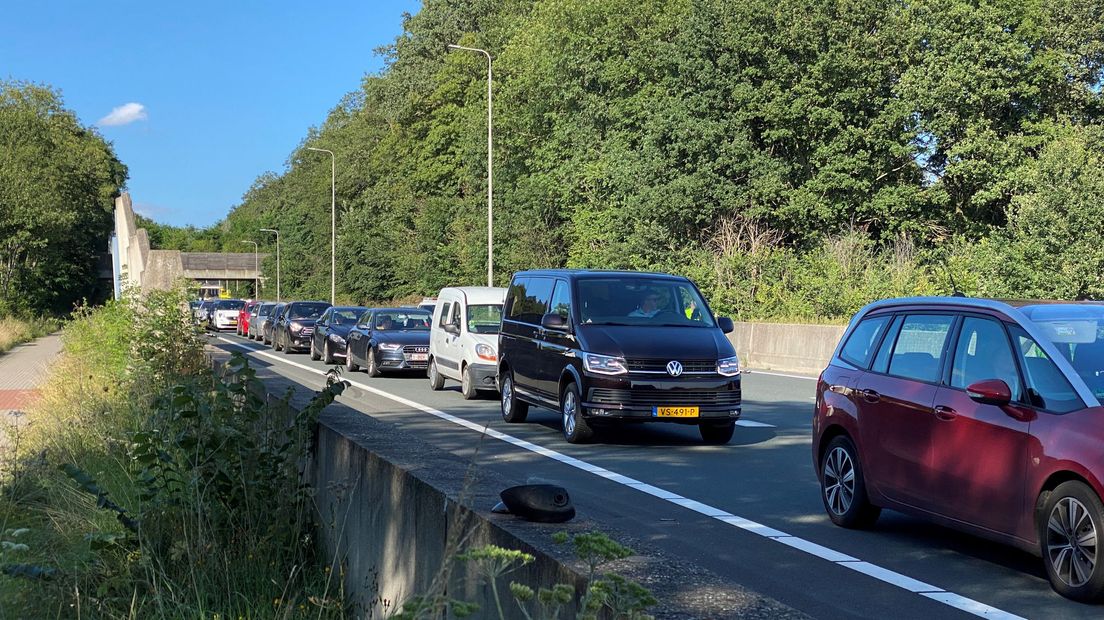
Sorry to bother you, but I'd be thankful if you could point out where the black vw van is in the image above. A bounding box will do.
[498,270,742,444]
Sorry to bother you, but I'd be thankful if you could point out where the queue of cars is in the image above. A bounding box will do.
[191,273,1104,602]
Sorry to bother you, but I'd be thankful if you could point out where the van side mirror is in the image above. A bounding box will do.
[966,379,1012,407]
[541,313,569,331]
[444,323,460,335]
[717,316,735,334]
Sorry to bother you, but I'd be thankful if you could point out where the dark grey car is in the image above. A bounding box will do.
[345,308,432,376]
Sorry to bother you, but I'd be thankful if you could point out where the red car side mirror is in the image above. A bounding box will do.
[966,379,1012,407]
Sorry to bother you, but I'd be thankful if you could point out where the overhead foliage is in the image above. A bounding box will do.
[0,81,127,315]
[147,0,1104,316]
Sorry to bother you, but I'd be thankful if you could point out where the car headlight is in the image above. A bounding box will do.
[717,355,741,376]
[582,352,628,375]
[331,334,346,345]
[378,343,403,351]
[475,343,497,361]
[290,322,303,334]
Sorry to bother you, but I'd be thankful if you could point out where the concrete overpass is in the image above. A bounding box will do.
[110,193,268,298]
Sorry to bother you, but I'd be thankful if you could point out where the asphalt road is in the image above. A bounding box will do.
[213,332,1096,620]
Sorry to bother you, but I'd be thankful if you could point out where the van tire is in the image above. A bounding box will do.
[500,372,528,423]
[428,359,445,391]
[461,364,478,400]
[561,382,594,444]
[1039,481,1104,602]
[700,421,736,444]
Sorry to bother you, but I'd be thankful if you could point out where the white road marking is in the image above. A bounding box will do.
[735,419,775,428]
[218,337,1026,620]
[744,368,819,381]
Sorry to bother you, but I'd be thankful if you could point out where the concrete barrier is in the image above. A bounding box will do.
[310,419,588,618]
[728,322,846,376]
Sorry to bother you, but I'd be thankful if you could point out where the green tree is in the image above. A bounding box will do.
[0,81,127,314]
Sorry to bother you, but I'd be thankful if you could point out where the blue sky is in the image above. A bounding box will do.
[1,0,420,227]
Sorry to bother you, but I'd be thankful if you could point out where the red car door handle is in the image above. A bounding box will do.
[861,389,880,403]
[934,405,957,421]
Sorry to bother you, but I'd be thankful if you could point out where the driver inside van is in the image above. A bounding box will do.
[629,291,662,318]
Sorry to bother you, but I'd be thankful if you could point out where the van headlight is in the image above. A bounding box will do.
[582,352,628,376]
[475,343,497,362]
[717,355,741,377]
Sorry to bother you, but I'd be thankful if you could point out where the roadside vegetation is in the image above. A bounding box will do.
[0,316,55,354]
[0,81,126,316]
[141,0,1103,321]
[0,289,346,618]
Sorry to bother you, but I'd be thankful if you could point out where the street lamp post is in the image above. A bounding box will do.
[240,240,258,298]
[448,43,494,287]
[259,228,280,302]
[306,147,336,304]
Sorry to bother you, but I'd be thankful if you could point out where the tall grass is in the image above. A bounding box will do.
[0,290,345,619]
[0,316,56,354]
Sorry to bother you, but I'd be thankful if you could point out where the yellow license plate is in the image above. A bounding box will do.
[653,406,699,418]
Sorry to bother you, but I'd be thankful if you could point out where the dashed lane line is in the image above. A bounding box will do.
[217,337,1025,620]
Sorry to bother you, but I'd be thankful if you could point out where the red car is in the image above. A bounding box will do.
[814,297,1104,601]
[237,300,259,337]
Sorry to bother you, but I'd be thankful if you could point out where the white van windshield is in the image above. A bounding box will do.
[467,304,502,334]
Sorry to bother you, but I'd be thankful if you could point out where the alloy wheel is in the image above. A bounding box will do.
[1047,497,1099,588]
[501,377,513,414]
[823,446,856,517]
[562,389,578,436]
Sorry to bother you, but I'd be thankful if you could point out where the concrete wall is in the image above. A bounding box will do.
[312,420,587,618]
[728,321,847,376]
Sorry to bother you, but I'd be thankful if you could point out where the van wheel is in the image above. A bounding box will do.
[820,435,880,529]
[561,382,593,444]
[500,372,528,423]
[323,341,335,365]
[310,339,321,361]
[700,421,735,444]
[1040,481,1104,602]
[345,348,359,372]
[428,359,445,391]
[461,364,478,400]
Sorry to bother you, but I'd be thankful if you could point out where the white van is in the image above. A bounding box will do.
[428,286,507,399]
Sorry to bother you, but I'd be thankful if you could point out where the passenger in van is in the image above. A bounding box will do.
[629,292,662,318]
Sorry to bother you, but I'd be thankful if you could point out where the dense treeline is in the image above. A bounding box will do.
[159,0,1104,320]
[0,81,128,315]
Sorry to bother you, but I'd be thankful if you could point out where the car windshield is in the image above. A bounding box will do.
[371,311,430,331]
[577,277,715,327]
[258,304,275,316]
[288,303,330,319]
[331,308,365,325]
[1023,304,1104,403]
[467,304,502,334]
[217,300,245,310]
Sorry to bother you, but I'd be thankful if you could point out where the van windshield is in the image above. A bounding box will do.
[1022,304,1104,403]
[577,278,715,328]
[467,304,502,334]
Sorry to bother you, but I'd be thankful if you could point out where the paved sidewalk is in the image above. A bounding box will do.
[0,334,63,457]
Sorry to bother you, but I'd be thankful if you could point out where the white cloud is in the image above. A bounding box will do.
[98,102,148,127]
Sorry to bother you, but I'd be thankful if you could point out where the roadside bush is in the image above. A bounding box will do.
[0,288,346,618]
[685,219,942,323]
[0,316,56,354]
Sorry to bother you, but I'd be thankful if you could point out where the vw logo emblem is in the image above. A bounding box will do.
[666,361,683,377]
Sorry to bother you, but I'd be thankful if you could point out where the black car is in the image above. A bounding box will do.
[345,308,432,376]
[498,269,742,444]
[310,306,368,364]
[263,302,287,345]
[272,301,332,353]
